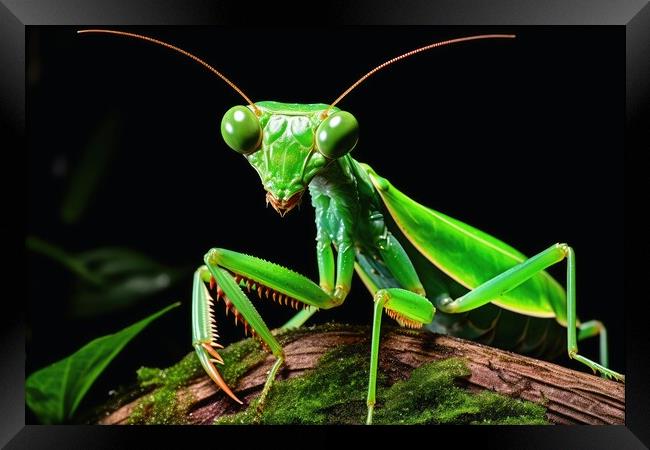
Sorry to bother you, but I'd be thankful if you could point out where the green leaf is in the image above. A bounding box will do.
[26,302,180,424]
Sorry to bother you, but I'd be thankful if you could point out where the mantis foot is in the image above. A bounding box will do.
[571,353,625,382]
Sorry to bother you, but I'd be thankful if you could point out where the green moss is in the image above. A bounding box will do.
[216,343,373,424]
[128,352,201,425]
[128,338,267,424]
[136,352,204,390]
[215,343,549,425]
[374,358,547,425]
[128,386,192,425]
[218,337,268,385]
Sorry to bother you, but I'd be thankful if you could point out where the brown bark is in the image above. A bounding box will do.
[99,326,624,425]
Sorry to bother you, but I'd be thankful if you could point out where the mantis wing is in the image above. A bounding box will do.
[361,163,567,325]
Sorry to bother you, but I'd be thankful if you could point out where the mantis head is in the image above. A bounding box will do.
[220,102,359,216]
[76,30,514,216]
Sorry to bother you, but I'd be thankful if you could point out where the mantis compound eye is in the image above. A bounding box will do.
[315,111,359,159]
[220,105,262,154]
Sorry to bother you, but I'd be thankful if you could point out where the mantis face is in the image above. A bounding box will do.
[220,101,359,216]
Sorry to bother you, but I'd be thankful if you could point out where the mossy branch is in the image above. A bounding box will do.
[94,324,624,425]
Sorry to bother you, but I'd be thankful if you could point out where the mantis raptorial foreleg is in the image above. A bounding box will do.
[434,243,623,382]
[282,235,345,330]
[192,246,355,410]
[191,266,242,404]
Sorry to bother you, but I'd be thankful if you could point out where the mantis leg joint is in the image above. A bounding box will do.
[557,243,571,257]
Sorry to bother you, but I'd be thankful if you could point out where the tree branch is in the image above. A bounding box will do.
[97,325,624,425]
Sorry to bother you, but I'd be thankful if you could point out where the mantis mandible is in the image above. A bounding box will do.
[78,29,625,425]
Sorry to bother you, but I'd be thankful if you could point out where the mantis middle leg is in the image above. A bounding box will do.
[355,231,436,425]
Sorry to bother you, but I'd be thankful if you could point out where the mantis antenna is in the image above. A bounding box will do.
[77,29,261,115]
[324,34,516,117]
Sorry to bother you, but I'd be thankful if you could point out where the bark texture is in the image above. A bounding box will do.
[98,326,624,425]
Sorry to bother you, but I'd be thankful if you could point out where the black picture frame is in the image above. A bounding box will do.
[2,1,647,448]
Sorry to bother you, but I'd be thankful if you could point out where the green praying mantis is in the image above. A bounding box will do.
[78,29,624,425]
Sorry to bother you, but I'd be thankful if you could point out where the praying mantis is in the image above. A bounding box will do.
[78,29,625,425]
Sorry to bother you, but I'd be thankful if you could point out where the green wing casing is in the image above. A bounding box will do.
[361,163,568,325]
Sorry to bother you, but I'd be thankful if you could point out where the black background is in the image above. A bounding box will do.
[27,27,623,421]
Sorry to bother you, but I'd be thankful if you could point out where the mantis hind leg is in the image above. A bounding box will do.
[435,243,623,382]
[578,320,609,369]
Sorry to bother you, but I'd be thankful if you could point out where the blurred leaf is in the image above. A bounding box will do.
[26,302,180,424]
[27,236,189,317]
[71,247,188,317]
[27,235,102,286]
[60,112,120,224]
